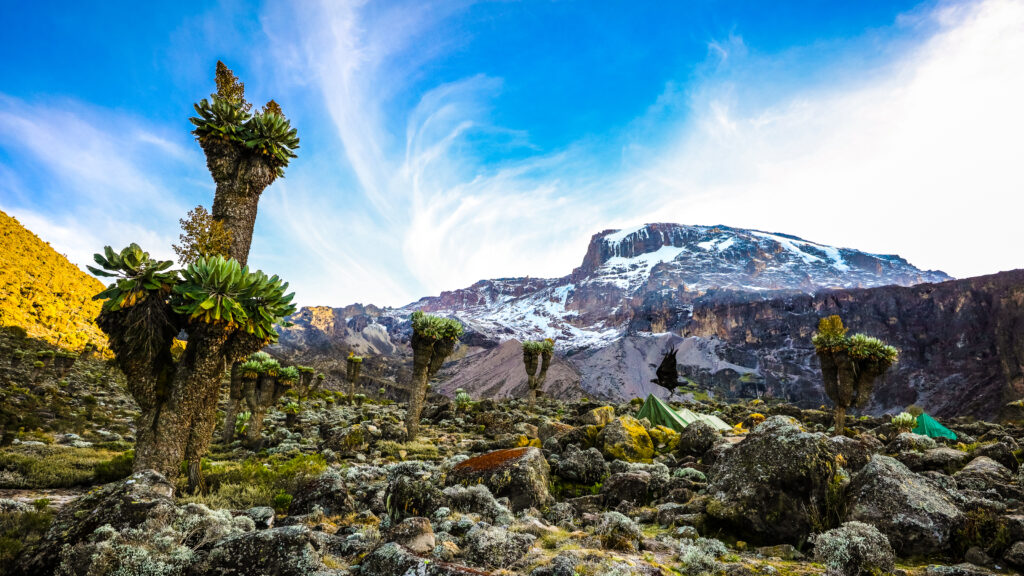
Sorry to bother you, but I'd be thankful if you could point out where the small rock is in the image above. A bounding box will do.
[580,406,616,427]
[391,517,435,554]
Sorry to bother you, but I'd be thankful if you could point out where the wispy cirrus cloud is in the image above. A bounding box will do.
[256,0,1022,307]
[0,96,203,266]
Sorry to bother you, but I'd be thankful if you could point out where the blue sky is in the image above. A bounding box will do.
[1,0,1022,306]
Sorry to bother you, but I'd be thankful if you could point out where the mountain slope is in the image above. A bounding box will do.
[405,223,950,349]
[0,210,105,350]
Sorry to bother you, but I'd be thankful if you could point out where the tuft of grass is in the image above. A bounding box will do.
[178,453,326,510]
[0,445,121,488]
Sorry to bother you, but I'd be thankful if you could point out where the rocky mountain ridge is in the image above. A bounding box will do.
[266,223,1024,420]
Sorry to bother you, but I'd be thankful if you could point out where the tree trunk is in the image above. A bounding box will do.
[221,363,244,444]
[203,142,277,267]
[246,408,267,448]
[406,336,434,441]
[134,325,229,479]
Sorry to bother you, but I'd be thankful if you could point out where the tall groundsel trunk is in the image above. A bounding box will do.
[406,334,434,441]
[136,325,230,479]
[221,364,243,444]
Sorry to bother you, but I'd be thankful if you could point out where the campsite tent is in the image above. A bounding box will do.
[636,395,732,433]
[912,412,957,441]
[637,394,691,432]
[695,413,733,432]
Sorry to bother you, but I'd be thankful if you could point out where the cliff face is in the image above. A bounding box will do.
[682,270,1024,419]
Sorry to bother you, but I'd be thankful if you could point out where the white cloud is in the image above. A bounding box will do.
[268,0,1024,308]
[0,97,195,270]
[623,0,1024,278]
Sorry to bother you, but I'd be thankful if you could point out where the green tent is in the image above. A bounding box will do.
[636,395,733,433]
[695,413,733,432]
[912,413,957,441]
[637,394,691,432]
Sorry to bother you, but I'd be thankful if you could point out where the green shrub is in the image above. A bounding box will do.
[0,508,53,565]
[93,450,134,483]
[891,412,917,433]
[272,490,293,513]
[178,453,325,510]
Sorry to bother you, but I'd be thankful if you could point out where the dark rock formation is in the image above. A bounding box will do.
[845,455,963,557]
[705,416,841,544]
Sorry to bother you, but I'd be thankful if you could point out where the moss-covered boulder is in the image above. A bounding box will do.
[846,455,963,557]
[648,425,680,452]
[598,416,655,463]
[705,416,841,544]
[580,406,616,427]
[446,447,551,511]
[676,420,724,457]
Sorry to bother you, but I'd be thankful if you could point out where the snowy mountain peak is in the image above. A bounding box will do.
[397,222,951,350]
[573,223,949,294]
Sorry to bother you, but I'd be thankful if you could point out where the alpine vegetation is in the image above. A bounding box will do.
[405,311,463,440]
[346,352,363,404]
[812,315,898,433]
[521,339,554,407]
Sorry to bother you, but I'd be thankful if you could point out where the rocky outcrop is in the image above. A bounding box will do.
[447,447,552,510]
[705,416,841,544]
[845,455,963,557]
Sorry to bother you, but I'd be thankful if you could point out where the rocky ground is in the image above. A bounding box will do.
[3,328,1024,575]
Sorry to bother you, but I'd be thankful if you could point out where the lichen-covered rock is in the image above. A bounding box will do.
[953,456,1016,497]
[897,447,972,475]
[705,416,841,544]
[447,447,551,510]
[676,421,723,457]
[385,461,447,521]
[829,435,872,472]
[391,517,435,554]
[14,469,177,576]
[190,525,325,576]
[647,425,680,452]
[464,523,535,569]
[538,420,575,443]
[812,521,895,576]
[580,406,615,427]
[361,542,490,576]
[975,441,1020,471]
[595,511,643,552]
[598,416,655,463]
[551,444,608,485]
[291,468,356,517]
[1004,541,1024,570]
[846,455,963,557]
[441,484,513,526]
[888,432,937,453]
[600,471,652,505]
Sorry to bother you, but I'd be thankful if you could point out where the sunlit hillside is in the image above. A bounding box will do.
[0,210,105,350]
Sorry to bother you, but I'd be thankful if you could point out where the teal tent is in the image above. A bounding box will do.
[637,394,691,432]
[636,395,732,433]
[912,413,957,440]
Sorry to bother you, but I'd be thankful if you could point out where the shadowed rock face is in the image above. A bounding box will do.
[681,270,1024,419]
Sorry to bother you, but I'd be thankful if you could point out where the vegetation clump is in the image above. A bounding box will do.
[521,339,554,408]
[812,315,898,433]
[345,352,363,405]
[405,311,462,440]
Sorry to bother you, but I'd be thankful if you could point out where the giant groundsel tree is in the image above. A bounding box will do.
[522,339,554,407]
[812,315,898,433]
[90,249,295,490]
[90,62,299,492]
[406,311,463,440]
